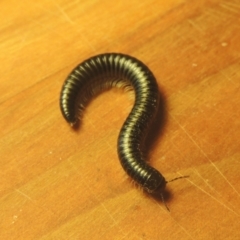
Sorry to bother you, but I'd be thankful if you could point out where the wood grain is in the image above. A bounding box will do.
[1,0,240,239]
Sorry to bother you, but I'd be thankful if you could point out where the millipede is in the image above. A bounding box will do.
[60,53,186,208]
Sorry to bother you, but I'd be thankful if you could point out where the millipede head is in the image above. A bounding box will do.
[143,169,167,193]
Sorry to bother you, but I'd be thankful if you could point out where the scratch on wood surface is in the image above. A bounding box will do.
[151,198,165,212]
[69,154,141,239]
[223,0,240,8]
[205,8,223,21]
[170,114,240,199]
[151,181,194,239]
[35,1,99,51]
[67,158,80,175]
[172,88,201,107]
[118,224,139,240]
[93,191,127,236]
[119,234,136,240]
[15,188,58,216]
[186,178,240,217]
[100,202,118,226]
[52,0,75,25]
[220,1,240,14]
[206,0,240,20]
[220,70,237,86]
[170,26,189,47]
[192,168,216,192]
[210,161,240,199]
[188,19,205,34]
[170,215,195,240]
[152,198,195,239]
[15,189,33,201]
[192,168,239,213]
[68,157,125,230]
[84,115,97,131]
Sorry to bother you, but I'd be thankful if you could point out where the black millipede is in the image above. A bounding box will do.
[60,53,187,209]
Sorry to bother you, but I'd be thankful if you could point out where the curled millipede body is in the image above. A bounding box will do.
[60,53,167,194]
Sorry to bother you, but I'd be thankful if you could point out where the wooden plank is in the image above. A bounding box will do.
[0,0,240,239]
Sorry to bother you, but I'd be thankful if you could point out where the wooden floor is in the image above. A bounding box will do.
[1,0,240,239]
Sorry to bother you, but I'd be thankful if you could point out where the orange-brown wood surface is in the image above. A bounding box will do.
[1,0,240,239]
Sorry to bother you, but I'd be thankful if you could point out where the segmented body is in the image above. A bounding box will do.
[60,53,166,193]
